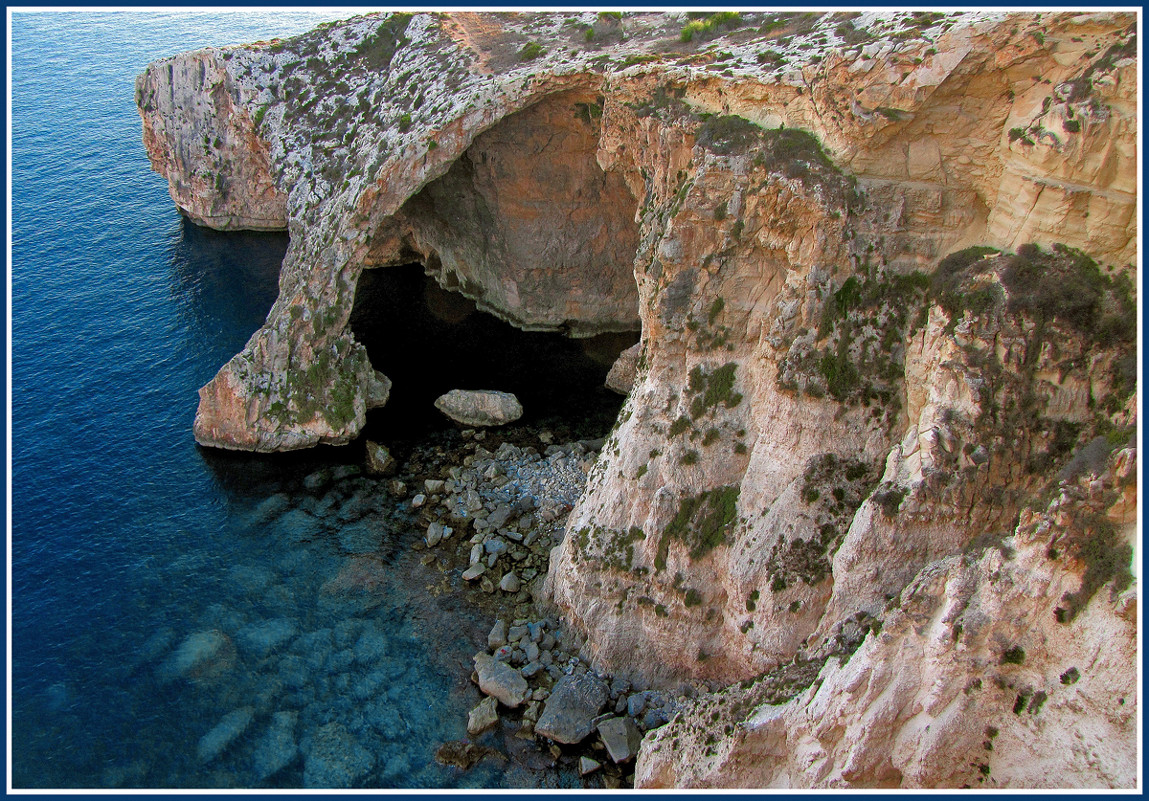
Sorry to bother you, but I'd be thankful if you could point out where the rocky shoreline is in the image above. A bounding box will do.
[388,420,692,788]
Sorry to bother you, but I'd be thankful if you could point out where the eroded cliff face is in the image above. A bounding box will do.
[138,50,286,230]
[137,10,1136,452]
[139,10,1138,788]
[371,88,642,336]
[635,446,1138,788]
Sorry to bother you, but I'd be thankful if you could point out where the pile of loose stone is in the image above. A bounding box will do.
[467,614,685,784]
[389,428,597,602]
[379,426,688,786]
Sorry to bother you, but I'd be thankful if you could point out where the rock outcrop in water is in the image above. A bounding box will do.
[138,11,1138,789]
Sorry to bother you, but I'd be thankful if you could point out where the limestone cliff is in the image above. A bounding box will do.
[138,10,1138,788]
[635,445,1137,788]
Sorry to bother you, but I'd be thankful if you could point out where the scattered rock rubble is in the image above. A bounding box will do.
[406,424,691,787]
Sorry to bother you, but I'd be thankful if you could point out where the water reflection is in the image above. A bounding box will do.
[166,216,288,372]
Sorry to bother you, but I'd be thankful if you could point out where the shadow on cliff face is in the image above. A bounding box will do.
[351,263,638,445]
[367,88,641,337]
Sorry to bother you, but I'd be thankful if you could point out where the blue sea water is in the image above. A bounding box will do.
[11,11,604,789]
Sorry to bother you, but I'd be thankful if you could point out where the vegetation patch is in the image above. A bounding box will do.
[931,243,1136,444]
[872,484,908,517]
[1056,509,1134,622]
[779,266,929,413]
[834,18,873,46]
[573,96,604,125]
[265,338,367,432]
[687,362,743,420]
[575,525,647,574]
[999,244,1135,348]
[627,83,692,121]
[352,14,413,71]
[1000,646,1026,665]
[680,11,742,43]
[768,453,878,590]
[669,415,692,437]
[519,42,546,61]
[932,243,1135,351]
[656,485,740,569]
[696,114,762,155]
[757,49,788,68]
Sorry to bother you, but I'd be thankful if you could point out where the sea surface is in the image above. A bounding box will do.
[10,12,628,789]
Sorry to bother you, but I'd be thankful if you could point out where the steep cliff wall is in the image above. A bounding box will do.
[137,10,1136,452]
[138,10,1138,788]
[635,446,1138,788]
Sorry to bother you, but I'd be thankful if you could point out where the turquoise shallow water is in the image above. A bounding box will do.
[11,11,620,789]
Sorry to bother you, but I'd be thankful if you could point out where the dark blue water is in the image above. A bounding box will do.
[11,11,590,789]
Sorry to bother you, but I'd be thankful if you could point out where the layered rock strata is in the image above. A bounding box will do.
[139,10,1138,788]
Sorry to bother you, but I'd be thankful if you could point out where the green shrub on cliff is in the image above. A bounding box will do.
[930,246,1000,319]
[353,13,412,71]
[687,362,742,419]
[1055,509,1134,623]
[1001,244,1135,347]
[931,243,1135,351]
[680,11,741,43]
[520,42,546,61]
[696,114,761,155]
[657,484,740,568]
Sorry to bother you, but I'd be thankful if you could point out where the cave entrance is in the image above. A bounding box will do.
[351,87,645,445]
[362,87,642,336]
[350,263,638,445]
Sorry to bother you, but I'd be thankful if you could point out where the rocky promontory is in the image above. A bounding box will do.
[139,11,1137,789]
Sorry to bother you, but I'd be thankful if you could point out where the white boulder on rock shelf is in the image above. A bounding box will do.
[434,389,523,427]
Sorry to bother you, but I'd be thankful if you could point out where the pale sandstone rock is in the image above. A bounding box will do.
[473,652,529,708]
[434,389,523,427]
[605,342,641,395]
[635,473,1138,788]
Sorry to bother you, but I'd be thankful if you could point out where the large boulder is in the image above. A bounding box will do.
[534,672,608,744]
[365,441,397,475]
[197,707,254,763]
[159,629,235,682]
[597,716,642,763]
[434,389,523,427]
[467,695,500,736]
[605,342,640,395]
[473,652,529,708]
[252,710,299,781]
[236,618,298,659]
[364,370,392,409]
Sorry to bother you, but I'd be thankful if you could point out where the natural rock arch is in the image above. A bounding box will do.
[362,88,643,338]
